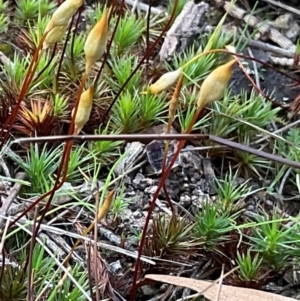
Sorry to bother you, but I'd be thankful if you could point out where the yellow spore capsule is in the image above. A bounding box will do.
[148,68,182,94]
[72,84,94,135]
[197,59,238,108]
[84,8,109,75]
[51,0,83,28]
[43,24,68,49]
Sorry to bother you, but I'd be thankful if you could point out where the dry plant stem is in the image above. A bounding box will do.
[247,48,260,90]
[94,187,100,301]
[247,47,278,132]
[215,264,224,301]
[102,0,179,123]
[254,119,300,145]
[234,53,273,107]
[260,0,300,16]
[0,32,48,147]
[87,246,93,297]
[26,207,39,297]
[11,133,300,168]
[0,248,4,285]
[0,217,10,256]
[162,185,174,213]
[145,0,153,68]
[0,172,26,226]
[57,267,71,289]
[278,167,292,196]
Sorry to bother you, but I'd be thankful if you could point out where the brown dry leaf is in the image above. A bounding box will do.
[84,241,115,299]
[75,223,116,300]
[145,274,297,301]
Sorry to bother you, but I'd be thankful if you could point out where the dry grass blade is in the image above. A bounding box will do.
[145,274,297,301]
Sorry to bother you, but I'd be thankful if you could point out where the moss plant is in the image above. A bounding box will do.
[52,93,69,119]
[112,11,146,55]
[249,212,300,270]
[144,214,198,259]
[66,145,95,184]
[7,143,61,194]
[193,201,239,252]
[109,183,133,221]
[111,90,141,132]
[15,0,40,23]
[15,0,54,24]
[236,250,264,284]
[106,55,143,94]
[0,0,8,13]
[139,92,168,128]
[0,12,8,33]
[214,167,252,211]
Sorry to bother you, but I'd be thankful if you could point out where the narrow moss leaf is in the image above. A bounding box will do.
[43,24,68,49]
[197,59,238,109]
[84,8,109,75]
[72,84,94,135]
[148,68,182,94]
[51,0,83,29]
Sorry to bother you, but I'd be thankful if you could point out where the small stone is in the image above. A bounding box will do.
[124,191,136,197]
[141,285,157,296]
[265,199,273,206]
[247,204,255,211]
[190,177,197,183]
[125,185,134,192]
[189,183,197,189]
[110,260,122,273]
[191,195,199,201]
[180,195,191,207]
[123,176,132,185]
[192,188,205,196]
[145,185,159,194]
[132,210,142,218]
[141,178,154,186]
[182,183,189,189]
[121,209,132,222]
[193,173,201,180]
[132,173,145,187]
[192,195,210,208]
